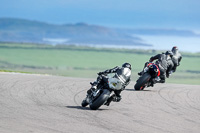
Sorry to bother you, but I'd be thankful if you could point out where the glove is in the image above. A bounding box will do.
[97,72,103,75]
[149,57,153,62]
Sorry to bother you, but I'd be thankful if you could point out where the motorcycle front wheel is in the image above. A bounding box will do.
[81,99,88,107]
[89,89,111,110]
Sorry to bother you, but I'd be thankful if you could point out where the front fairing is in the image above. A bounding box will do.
[108,77,123,90]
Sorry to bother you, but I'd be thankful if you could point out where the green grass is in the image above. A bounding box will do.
[0,43,200,85]
[0,69,34,74]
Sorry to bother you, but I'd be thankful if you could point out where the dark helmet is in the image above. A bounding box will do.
[165,50,173,57]
[122,63,131,70]
[172,46,178,53]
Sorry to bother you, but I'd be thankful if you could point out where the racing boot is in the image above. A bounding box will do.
[149,79,156,87]
[138,71,143,76]
[155,76,161,82]
[159,75,165,83]
[104,95,114,106]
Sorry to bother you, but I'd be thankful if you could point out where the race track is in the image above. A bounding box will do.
[0,73,200,133]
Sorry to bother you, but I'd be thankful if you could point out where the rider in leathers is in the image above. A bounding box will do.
[149,51,174,83]
[87,63,131,106]
[171,46,182,72]
[138,51,174,86]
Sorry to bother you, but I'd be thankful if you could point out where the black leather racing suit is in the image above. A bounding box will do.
[149,53,174,83]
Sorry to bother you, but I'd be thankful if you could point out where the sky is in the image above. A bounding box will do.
[0,0,200,30]
[0,0,200,52]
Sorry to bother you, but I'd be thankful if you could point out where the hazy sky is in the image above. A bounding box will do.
[0,0,200,30]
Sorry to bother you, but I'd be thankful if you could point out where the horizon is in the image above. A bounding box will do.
[0,0,200,52]
[0,17,200,53]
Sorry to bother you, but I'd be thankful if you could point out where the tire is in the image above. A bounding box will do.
[89,89,111,110]
[81,99,88,107]
[134,73,151,91]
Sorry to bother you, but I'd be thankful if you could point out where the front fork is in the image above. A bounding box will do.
[85,89,101,105]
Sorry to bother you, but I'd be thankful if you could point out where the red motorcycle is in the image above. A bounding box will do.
[134,62,160,90]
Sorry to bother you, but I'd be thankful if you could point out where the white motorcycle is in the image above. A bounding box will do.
[81,74,124,110]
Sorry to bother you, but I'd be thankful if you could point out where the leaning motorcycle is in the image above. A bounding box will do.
[81,75,123,110]
[134,62,160,90]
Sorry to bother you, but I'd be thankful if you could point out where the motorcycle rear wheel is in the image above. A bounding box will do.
[134,73,151,91]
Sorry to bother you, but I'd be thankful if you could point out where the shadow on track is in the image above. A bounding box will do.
[125,89,152,91]
[66,106,109,111]
[66,106,90,110]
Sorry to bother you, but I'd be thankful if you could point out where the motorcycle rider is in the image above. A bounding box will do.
[138,51,174,86]
[171,46,182,72]
[87,63,131,106]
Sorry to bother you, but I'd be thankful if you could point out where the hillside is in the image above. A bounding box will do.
[1,18,199,47]
[0,18,150,46]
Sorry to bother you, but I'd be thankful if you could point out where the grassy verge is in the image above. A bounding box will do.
[0,42,200,85]
[0,69,33,74]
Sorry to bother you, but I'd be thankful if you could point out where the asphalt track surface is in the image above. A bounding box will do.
[0,73,200,133]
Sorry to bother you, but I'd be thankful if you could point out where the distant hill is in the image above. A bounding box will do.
[116,28,200,37]
[0,18,199,46]
[0,18,149,46]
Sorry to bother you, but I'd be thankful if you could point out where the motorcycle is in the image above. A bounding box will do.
[81,74,124,110]
[134,62,160,90]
